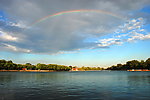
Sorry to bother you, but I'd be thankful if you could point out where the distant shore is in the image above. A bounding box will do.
[0,70,103,72]
[1,69,150,72]
[0,70,55,72]
[127,69,150,71]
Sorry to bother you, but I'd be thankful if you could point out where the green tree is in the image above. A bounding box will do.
[126,60,140,69]
[145,58,150,69]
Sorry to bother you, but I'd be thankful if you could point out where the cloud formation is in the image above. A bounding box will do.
[96,17,150,48]
[0,0,150,54]
[0,30,18,41]
[1,43,31,53]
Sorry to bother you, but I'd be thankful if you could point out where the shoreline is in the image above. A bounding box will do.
[0,70,55,72]
[0,70,103,72]
[1,69,150,72]
[127,69,150,71]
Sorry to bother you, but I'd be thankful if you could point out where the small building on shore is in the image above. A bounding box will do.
[71,68,78,71]
[22,68,27,70]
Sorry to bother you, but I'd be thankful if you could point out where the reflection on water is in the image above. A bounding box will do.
[127,74,150,86]
[0,71,149,100]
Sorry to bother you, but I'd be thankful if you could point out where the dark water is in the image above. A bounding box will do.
[0,71,150,100]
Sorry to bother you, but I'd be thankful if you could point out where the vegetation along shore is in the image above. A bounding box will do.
[0,58,150,72]
[107,58,150,70]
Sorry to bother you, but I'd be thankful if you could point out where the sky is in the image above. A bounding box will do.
[0,0,150,67]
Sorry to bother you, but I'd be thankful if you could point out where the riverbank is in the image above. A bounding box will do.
[1,70,103,72]
[127,69,150,71]
[0,70,55,72]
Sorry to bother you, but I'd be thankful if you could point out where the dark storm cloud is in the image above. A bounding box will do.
[0,0,150,54]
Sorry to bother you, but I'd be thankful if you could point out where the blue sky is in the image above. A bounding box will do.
[0,0,150,67]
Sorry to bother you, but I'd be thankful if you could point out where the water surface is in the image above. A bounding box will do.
[0,71,150,100]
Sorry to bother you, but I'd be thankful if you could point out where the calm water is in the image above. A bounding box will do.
[0,71,150,100]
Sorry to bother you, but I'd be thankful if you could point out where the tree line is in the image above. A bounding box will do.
[0,59,71,71]
[1,58,149,71]
[107,58,150,70]
[78,66,104,70]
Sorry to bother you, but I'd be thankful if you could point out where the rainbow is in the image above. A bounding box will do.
[30,9,126,27]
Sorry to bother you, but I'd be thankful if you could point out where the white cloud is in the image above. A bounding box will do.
[51,50,80,55]
[99,38,117,44]
[131,19,137,23]
[8,21,27,28]
[96,17,150,48]
[115,17,145,37]
[97,38,122,47]
[140,29,145,32]
[2,43,31,53]
[0,30,18,41]
[127,32,150,42]
[115,33,129,38]
[115,17,144,34]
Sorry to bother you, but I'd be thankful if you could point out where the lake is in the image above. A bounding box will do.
[0,71,150,100]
